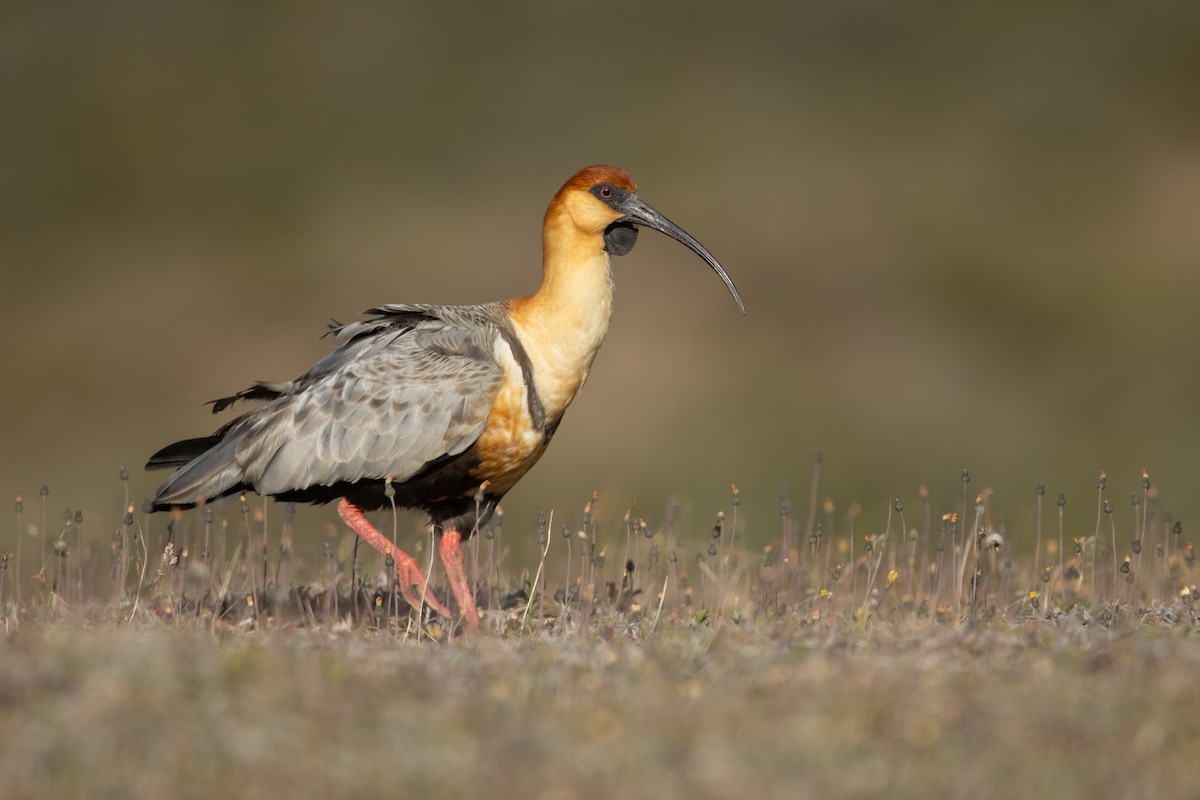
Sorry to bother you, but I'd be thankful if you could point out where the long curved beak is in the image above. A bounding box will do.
[617,195,746,315]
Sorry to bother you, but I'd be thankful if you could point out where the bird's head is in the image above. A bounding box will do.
[547,165,745,314]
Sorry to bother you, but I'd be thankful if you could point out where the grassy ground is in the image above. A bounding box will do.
[2,616,1197,800]
[2,483,1199,800]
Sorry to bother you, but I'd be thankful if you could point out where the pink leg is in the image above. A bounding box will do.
[439,530,480,635]
[337,498,452,620]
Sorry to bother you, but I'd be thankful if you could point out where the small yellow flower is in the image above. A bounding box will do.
[886,569,898,588]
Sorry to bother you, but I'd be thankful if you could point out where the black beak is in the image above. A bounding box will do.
[616,195,746,315]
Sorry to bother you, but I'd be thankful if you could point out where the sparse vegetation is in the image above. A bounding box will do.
[2,465,1198,799]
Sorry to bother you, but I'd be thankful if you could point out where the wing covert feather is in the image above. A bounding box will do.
[249,316,504,495]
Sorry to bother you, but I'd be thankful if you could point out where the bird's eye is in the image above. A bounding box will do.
[597,184,614,199]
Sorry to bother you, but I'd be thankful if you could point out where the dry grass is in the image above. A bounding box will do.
[2,469,1200,799]
[2,619,1198,799]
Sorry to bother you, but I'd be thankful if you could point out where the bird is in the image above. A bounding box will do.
[145,165,744,634]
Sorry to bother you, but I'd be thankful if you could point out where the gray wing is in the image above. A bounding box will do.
[154,307,505,505]
[252,320,501,493]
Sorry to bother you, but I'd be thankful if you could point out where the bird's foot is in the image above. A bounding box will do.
[391,549,454,621]
[439,529,480,635]
[337,498,452,620]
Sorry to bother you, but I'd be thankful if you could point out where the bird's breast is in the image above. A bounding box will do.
[470,337,552,495]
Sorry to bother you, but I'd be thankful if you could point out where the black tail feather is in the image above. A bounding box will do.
[208,381,294,414]
[145,436,223,470]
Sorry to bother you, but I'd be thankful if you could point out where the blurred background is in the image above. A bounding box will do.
[3,2,1199,568]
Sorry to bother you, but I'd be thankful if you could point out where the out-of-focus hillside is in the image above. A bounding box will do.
[3,4,1199,558]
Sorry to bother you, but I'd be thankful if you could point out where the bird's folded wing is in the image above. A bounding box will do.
[247,320,503,494]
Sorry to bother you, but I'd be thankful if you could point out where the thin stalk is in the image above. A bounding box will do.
[1058,492,1067,606]
[522,510,552,632]
[647,574,669,638]
[1034,483,1045,595]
